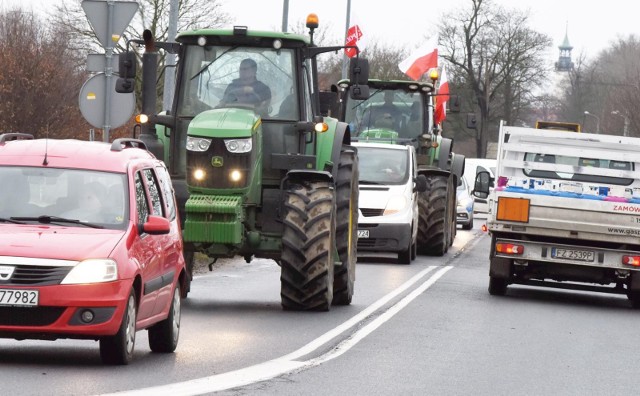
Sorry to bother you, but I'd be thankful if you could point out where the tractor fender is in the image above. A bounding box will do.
[451,153,466,180]
[417,168,450,179]
[437,137,453,171]
[282,170,334,191]
[330,121,352,177]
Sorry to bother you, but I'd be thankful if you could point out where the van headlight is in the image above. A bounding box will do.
[61,259,118,284]
[224,138,252,153]
[384,196,408,215]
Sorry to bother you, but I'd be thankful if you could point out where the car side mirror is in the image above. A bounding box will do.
[414,174,428,192]
[142,215,171,235]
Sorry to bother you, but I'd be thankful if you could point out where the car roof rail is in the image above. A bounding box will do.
[0,132,35,144]
[111,138,148,152]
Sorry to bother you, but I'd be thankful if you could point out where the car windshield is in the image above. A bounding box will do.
[0,166,128,229]
[358,146,410,185]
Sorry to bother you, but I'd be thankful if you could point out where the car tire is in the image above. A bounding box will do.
[463,217,474,230]
[148,283,181,353]
[100,289,137,365]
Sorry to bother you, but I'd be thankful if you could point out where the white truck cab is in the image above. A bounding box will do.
[354,142,426,264]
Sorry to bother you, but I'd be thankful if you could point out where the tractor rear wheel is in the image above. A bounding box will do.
[417,174,453,256]
[281,181,335,311]
[333,147,358,305]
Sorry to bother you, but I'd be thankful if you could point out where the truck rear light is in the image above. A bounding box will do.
[496,242,524,255]
[622,255,640,267]
[496,197,530,223]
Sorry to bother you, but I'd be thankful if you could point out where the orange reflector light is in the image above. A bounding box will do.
[315,122,329,133]
[135,114,149,124]
[495,242,524,255]
[481,224,487,232]
[623,255,640,267]
[496,197,530,223]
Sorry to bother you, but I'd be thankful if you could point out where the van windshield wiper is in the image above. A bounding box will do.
[0,217,26,224]
[10,215,104,229]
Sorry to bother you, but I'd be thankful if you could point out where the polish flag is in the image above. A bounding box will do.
[398,36,439,81]
[345,13,366,58]
[434,64,450,125]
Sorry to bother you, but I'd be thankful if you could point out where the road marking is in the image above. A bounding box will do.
[101,265,452,396]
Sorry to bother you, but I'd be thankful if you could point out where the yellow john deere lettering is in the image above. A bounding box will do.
[496,197,530,223]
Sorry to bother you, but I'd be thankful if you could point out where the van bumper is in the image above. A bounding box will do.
[357,223,412,252]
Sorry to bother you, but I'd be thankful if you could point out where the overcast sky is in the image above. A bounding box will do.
[3,0,638,62]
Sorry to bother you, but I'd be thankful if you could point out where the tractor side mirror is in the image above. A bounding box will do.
[349,57,369,85]
[448,95,461,113]
[116,51,136,94]
[466,113,477,129]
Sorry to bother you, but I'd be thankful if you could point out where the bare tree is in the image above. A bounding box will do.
[0,9,90,139]
[438,0,552,157]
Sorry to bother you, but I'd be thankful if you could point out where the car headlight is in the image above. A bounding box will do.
[383,195,408,215]
[224,138,252,153]
[457,197,474,210]
[61,259,118,284]
[186,136,212,152]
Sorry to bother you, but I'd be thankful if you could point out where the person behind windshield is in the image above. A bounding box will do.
[375,91,402,129]
[221,58,272,115]
[61,182,106,222]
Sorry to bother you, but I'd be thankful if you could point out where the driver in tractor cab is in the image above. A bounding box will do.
[221,58,272,115]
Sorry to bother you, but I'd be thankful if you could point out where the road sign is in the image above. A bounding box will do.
[79,73,135,130]
[86,53,119,73]
[82,0,138,48]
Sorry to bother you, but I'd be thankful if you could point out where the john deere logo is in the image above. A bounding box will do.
[211,156,224,167]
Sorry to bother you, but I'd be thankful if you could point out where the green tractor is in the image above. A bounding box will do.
[332,79,465,256]
[116,16,370,310]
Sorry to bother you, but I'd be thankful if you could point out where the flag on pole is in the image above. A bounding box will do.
[398,36,439,80]
[434,64,450,125]
[345,13,366,58]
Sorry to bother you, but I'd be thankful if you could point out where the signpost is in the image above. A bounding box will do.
[80,0,138,142]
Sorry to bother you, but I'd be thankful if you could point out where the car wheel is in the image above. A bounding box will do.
[149,283,181,353]
[100,289,137,365]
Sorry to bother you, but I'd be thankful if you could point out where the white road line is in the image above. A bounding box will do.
[101,265,451,396]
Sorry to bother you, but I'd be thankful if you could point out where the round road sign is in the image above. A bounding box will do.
[79,72,135,129]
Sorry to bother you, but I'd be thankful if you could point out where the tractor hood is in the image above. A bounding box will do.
[188,107,260,138]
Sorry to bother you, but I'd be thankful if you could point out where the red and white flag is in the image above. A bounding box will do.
[434,64,450,125]
[345,13,366,58]
[398,36,439,80]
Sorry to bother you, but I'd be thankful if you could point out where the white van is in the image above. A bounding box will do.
[463,158,496,215]
[354,142,426,264]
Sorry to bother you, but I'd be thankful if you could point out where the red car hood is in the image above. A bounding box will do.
[0,225,126,261]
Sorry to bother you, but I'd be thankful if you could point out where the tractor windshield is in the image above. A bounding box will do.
[344,89,423,138]
[177,45,298,121]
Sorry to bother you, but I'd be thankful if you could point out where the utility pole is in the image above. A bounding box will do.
[341,0,351,80]
[281,0,289,32]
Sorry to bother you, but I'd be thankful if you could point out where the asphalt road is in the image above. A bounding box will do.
[3,221,640,395]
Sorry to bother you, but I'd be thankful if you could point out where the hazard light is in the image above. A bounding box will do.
[306,13,319,29]
[495,242,524,255]
[623,255,640,267]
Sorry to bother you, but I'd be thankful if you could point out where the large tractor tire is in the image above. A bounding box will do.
[417,174,453,256]
[281,181,335,311]
[333,147,359,305]
[448,177,457,247]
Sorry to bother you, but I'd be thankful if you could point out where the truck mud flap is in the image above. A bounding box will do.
[489,257,512,279]
[630,272,640,292]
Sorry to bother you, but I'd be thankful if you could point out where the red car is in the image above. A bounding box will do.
[0,134,187,365]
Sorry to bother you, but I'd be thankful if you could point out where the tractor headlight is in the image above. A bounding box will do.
[224,138,252,153]
[383,196,408,215]
[186,136,212,152]
[61,259,118,284]
[193,168,206,181]
[229,169,243,182]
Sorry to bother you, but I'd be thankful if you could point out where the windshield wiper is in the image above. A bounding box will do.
[10,215,104,229]
[0,217,26,224]
[359,180,383,185]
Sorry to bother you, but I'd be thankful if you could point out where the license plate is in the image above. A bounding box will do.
[357,229,369,238]
[551,247,595,262]
[0,289,39,306]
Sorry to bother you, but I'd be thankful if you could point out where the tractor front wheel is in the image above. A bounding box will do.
[333,147,359,305]
[417,174,453,256]
[280,181,335,311]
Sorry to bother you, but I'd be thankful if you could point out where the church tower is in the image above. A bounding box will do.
[555,23,574,71]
